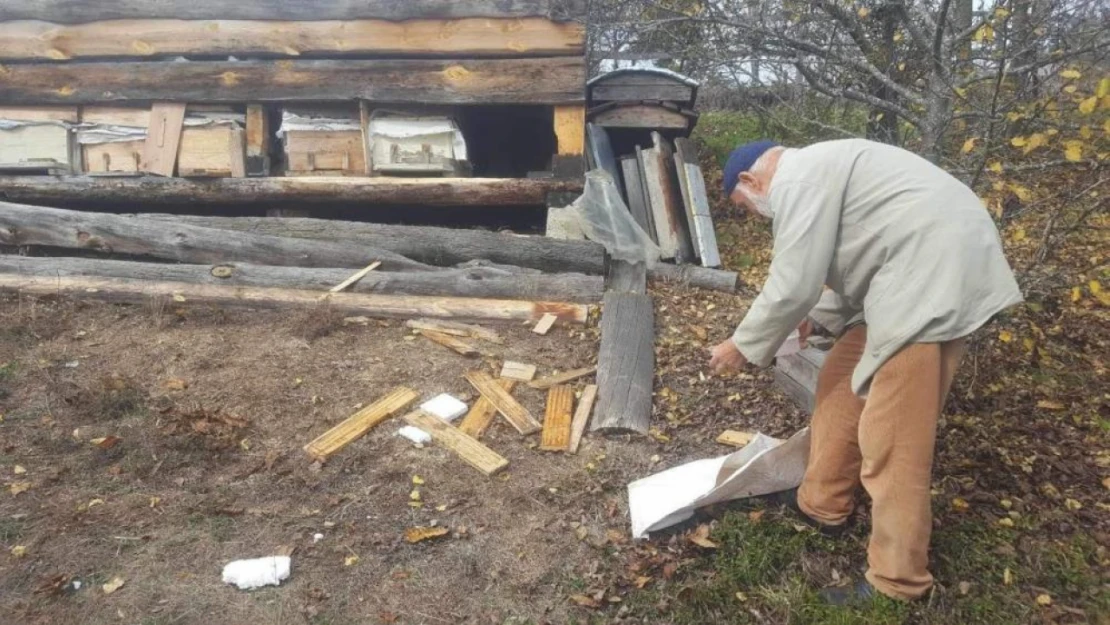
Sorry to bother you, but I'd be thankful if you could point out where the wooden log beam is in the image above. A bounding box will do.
[0,176,583,207]
[591,291,654,434]
[0,1,589,23]
[0,274,592,324]
[0,58,586,105]
[138,214,606,275]
[0,256,605,303]
[0,201,434,272]
[0,19,585,61]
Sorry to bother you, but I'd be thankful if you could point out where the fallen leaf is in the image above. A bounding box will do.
[1003,567,1014,585]
[1060,68,1081,79]
[748,509,765,523]
[1035,593,1052,606]
[735,591,749,602]
[163,378,188,391]
[411,475,425,485]
[149,496,160,508]
[998,330,1013,343]
[568,594,601,609]
[997,517,1015,527]
[403,526,449,544]
[409,488,421,502]
[87,498,104,508]
[9,481,31,495]
[958,581,971,595]
[13,465,26,475]
[951,497,970,511]
[344,555,359,566]
[689,524,719,549]
[342,316,370,326]
[10,545,26,558]
[662,562,678,579]
[1064,498,1082,511]
[90,436,121,449]
[102,577,125,594]
[1102,477,1110,491]
[378,611,399,624]
[634,576,652,589]
[575,526,589,541]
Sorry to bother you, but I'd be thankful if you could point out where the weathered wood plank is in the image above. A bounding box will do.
[303,387,418,462]
[775,347,827,414]
[0,176,583,207]
[419,329,480,357]
[527,366,597,390]
[674,137,722,268]
[591,104,691,129]
[567,383,597,453]
[465,370,541,435]
[539,385,574,451]
[244,104,269,176]
[139,102,185,177]
[621,155,656,242]
[0,1,588,23]
[500,361,537,382]
[402,410,509,477]
[532,312,558,335]
[643,133,695,264]
[554,105,586,156]
[716,430,755,448]
[592,292,654,434]
[589,84,694,102]
[406,318,505,344]
[0,18,585,61]
[457,378,515,439]
[0,58,586,105]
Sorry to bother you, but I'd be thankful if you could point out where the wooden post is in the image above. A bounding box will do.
[552,104,585,178]
[244,104,270,176]
[139,102,185,177]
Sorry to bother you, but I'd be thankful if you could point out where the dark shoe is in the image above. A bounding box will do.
[819,580,876,605]
[772,488,850,537]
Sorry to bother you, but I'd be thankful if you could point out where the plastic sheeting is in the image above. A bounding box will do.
[573,169,662,266]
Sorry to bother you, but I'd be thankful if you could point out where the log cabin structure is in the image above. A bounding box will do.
[0,0,589,225]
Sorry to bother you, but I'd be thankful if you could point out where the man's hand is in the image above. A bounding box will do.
[797,318,814,344]
[709,339,748,374]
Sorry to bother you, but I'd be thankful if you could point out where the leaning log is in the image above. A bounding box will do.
[0,256,604,303]
[0,274,592,325]
[0,201,436,272]
[139,214,608,275]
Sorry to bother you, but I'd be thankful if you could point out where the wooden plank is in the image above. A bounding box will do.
[329,261,382,293]
[402,410,509,476]
[591,105,691,129]
[527,366,597,390]
[176,126,243,178]
[589,84,694,102]
[457,378,515,439]
[500,361,537,381]
[0,105,78,122]
[406,318,504,344]
[592,292,653,434]
[0,58,586,105]
[140,102,185,177]
[539,385,574,451]
[0,1,590,23]
[554,105,586,155]
[642,133,695,264]
[284,129,366,176]
[80,105,149,126]
[0,18,585,61]
[419,329,480,357]
[0,175,582,207]
[228,127,247,178]
[716,430,755,448]
[358,101,372,176]
[465,370,541,435]
[0,274,591,325]
[776,348,827,396]
[303,387,418,461]
[621,155,656,242]
[674,137,722,268]
[244,104,269,176]
[532,313,558,335]
[608,260,647,295]
[774,369,816,414]
[83,140,143,174]
[567,384,597,453]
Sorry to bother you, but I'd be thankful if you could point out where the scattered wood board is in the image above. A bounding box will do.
[303,387,418,461]
[539,385,575,451]
[567,384,598,454]
[329,261,382,293]
[500,361,537,382]
[457,378,515,439]
[532,313,557,335]
[528,366,597,390]
[419,329,479,357]
[406,318,504,344]
[716,430,755,448]
[402,410,508,476]
[465,370,541,435]
[592,292,653,434]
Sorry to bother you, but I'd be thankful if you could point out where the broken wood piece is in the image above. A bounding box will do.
[532,312,558,335]
[329,261,382,293]
[716,430,755,448]
[500,361,537,382]
[567,384,598,454]
[457,378,515,439]
[419,330,479,357]
[140,102,186,177]
[527,366,598,390]
[405,318,504,344]
[539,385,574,451]
[592,292,654,434]
[402,410,509,476]
[464,370,541,435]
[303,387,418,461]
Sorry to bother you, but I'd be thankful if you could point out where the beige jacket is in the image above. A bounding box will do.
[731,139,1022,395]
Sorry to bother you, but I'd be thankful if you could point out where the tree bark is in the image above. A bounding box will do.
[0,255,605,303]
[0,274,592,324]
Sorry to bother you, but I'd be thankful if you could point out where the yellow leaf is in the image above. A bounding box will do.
[403,526,449,544]
[1064,498,1082,511]
[997,517,1015,527]
[1023,337,1035,351]
[1064,141,1083,162]
[1072,286,1082,302]
[1063,84,1078,94]
[994,7,1010,19]
[1078,96,1097,115]
[1010,184,1032,202]
[1102,476,1110,490]
[689,524,719,549]
[411,475,425,485]
[1098,77,1110,98]
[961,137,978,154]
[973,24,995,43]
[9,481,31,495]
[409,488,421,502]
[102,576,125,594]
[1059,68,1081,80]
[893,31,903,42]
[344,555,359,566]
[1090,280,1103,295]
[1003,567,1014,585]
[163,378,187,390]
[13,465,25,475]
[1023,133,1047,154]
[10,545,26,558]
[1080,125,1093,139]
[988,161,1003,173]
[1036,593,1052,606]
[1036,400,1064,410]
[1010,136,1027,147]
[149,496,160,508]
[951,497,969,511]
[1012,228,1026,242]
[998,330,1013,343]
[857,7,870,18]
[897,62,906,71]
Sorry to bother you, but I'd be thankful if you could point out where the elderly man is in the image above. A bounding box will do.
[708,139,1022,603]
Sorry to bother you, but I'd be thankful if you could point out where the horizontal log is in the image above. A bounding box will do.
[0,57,586,105]
[139,214,607,275]
[649,263,738,292]
[0,18,585,61]
[0,176,583,207]
[0,200,434,272]
[0,255,604,303]
[0,274,592,324]
[0,1,588,23]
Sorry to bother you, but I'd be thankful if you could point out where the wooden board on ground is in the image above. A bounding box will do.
[674,137,722,268]
[500,361,537,382]
[330,261,382,293]
[402,410,509,476]
[528,366,597,390]
[539,385,574,451]
[304,387,418,461]
[465,370,541,435]
[592,292,654,434]
[140,102,185,177]
[406,318,504,344]
[716,430,755,448]
[567,384,597,453]
[0,58,585,105]
[457,378,515,439]
[420,329,479,357]
[532,313,558,335]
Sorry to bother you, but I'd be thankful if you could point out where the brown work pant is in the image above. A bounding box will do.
[797,325,966,600]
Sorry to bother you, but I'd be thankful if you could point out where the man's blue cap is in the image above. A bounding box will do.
[723,140,779,197]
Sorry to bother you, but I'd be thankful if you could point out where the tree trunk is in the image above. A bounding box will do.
[0,255,605,303]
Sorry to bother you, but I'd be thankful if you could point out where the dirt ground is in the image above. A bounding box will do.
[0,284,790,625]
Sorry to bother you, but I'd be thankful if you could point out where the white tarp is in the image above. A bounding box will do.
[628,428,811,538]
[367,115,468,163]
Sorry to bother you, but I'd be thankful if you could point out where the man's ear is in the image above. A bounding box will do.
[738,171,759,193]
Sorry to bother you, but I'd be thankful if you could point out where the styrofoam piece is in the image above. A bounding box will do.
[221,556,291,590]
[420,394,468,422]
[397,426,432,445]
